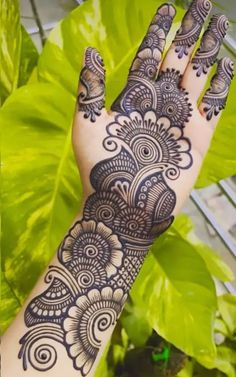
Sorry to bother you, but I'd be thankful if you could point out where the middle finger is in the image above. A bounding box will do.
[161,0,212,74]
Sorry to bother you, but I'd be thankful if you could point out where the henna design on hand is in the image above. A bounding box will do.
[192,15,229,76]
[112,68,192,126]
[19,105,192,373]
[129,4,176,80]
[202,57,234,120]
[18,1,233,375]
[174,0,212,58]
[78,47,105,122]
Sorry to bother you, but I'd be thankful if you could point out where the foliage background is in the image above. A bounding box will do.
[1,0,236,376]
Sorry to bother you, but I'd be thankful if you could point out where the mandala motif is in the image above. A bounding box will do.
[84,191,127,226]
[66,258,107,292]
[113,207,152,240]
[105,111,192,171]
[63,287,127,375]
[59,220,123,278]
[157,69,192,126]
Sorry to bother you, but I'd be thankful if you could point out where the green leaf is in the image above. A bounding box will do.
[0,0,39,103]
[0,0,21,102]
[18,25,39,87]
[130,235,217,365]
[218,294,236,335]
[193,244,234,282]
[1,83,81,330]
[121,303,152,347]
[172,214,234,282]
[214,345,236,377]
[37,0,185,104]
[196,75,236,186]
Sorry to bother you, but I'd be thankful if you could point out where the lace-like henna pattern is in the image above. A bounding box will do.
[202,57,234,120]
[192,15,229,76]
[174,0,212,58]
[78,47,105,122]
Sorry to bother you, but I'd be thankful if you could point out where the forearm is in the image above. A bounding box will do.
[2,199,159,377]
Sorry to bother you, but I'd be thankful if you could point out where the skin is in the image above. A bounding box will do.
[2,1,234,376]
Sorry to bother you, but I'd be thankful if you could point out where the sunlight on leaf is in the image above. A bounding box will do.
[1,83,82,333]
[130,235,217,364]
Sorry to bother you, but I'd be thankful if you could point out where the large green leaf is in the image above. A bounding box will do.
[0,0,21,102]
[18,25,39,87]
[172,214,234,282]
[1,83,82,332]
[0,0,38,104]
[130,235,217,365]
[218,294,236,336]
[37,0,236,186]
[196,75,236,187]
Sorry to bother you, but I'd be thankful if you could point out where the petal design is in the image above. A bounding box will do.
[63,287,127,374]
[59,219,123,282]
[106,110,192,171]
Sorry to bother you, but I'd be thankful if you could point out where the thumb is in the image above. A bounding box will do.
[77,47,106,123]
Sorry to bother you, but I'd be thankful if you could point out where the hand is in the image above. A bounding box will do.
[73,0,233,239]
[17,2,234,376]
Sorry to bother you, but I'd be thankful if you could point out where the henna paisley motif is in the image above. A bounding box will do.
[78,47,105,122]
[202,57,234,120]
[174,0,212,58]
[192,15,229,76]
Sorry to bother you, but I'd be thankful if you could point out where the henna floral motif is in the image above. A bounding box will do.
[112,70,192,124]
[63,287,127,375]
[59,220,123,278]
[202,57,234,120]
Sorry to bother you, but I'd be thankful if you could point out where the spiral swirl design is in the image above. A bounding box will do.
[28,343,57,371]
[89,308,117,348]
[165,166,180,180]
[103,136,118,152]
[131,136,161,165]
[77,270,95,288]
[197,0,211,20]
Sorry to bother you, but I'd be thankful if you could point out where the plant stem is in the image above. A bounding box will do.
[29,0,46,47]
